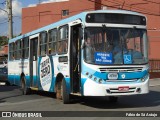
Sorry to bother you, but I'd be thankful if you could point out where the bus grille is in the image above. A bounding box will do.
[109,87,136,93]
[99,67,143,73]
[106,79,138,82]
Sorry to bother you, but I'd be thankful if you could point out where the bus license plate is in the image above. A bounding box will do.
[108,73,118,80]
[118,86,129,91]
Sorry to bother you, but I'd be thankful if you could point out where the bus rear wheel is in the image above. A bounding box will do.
[21,76,31,95]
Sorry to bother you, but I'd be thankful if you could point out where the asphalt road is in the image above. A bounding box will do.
[0,80,160,120]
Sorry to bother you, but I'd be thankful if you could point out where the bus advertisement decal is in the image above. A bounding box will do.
[39,56,52,91]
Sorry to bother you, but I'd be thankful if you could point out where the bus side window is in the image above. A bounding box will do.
[22,37,29,59]
[14,42,17,60]
[40,32,47,56]
[17,40,21,60]
[48,29,57,55]
[14,40,21,60]
[9,43,14,60]
[58,25,68,54]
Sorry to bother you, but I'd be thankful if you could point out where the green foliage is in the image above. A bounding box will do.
[0,36,8,47]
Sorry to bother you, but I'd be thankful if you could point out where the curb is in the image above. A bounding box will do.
[149,78,160,87]
[149,78,160,80]
[149,84,160,87]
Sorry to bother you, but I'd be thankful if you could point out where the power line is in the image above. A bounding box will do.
[0,1,6,5]
[21,7,94,19]
[113,0,160,15]
[13,15,21,17]
[20,0,160,21]
[142,0,160,4]
[0,18,8,21]
[0,21,8,24]
[88,0,160,16]
[0,7,8,15]
[104,0,157,14]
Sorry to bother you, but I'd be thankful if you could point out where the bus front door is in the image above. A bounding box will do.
[70,24,82,93]
[29,37,38,88]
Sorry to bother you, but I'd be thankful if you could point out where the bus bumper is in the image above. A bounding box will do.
[83,78,149,96]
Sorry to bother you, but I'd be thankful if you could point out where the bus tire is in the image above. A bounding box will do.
[56,81,62,100]
[62,79,70,104]
[21,76,31,95]
[109,96,118,103]
[6,81,10,86]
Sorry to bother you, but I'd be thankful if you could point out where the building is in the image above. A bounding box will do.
[22,0,160,60]
[0,45,8,64]
[22,0,101,34]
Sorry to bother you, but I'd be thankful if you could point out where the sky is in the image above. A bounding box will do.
[0,0,68,36]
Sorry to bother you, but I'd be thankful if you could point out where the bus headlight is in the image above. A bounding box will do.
[141,74,149,82]
[89,75,93,79]
[98,79,103,83]
[94,77,97,81]
[86,72,89,75]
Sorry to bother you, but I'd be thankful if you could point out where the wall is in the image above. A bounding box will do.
[22,0,160,59]
[22,0,101,34]
[101,0,160,59]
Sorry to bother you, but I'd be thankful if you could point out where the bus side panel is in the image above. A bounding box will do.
[8,61,15,85]
[52,56,71,94]
[37,56,56,92]
[14,61,21,86]
[8,59,30,86]
[8,60,22,86]
[8,75,14,85]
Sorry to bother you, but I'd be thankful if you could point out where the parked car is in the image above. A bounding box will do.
[0,65,9,85]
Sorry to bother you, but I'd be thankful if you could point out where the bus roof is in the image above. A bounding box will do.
[9,10,145,43]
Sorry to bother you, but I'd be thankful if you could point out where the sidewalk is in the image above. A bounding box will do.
[149,78,160,87]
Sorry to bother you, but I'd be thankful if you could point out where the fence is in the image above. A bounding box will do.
[149,59,160,79]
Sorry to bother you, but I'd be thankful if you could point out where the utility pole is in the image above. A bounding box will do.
[7,0,13,39]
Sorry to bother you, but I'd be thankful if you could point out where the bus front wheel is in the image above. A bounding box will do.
[56,78,70,104]
[62,79,70,104]
[21,76,31,95]
[56,81,62,100]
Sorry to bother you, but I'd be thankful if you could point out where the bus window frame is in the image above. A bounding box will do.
[9,43,15,60]
[16,40,22,60]
[39,31,48,57]
[57,25,68,55]
[22,37,29,59]
[14,41,18,60]
[48,28,57,55]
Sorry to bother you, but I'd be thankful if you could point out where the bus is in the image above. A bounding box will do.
[8,10,149,104]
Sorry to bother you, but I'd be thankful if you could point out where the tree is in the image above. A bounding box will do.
[0,36,8,47]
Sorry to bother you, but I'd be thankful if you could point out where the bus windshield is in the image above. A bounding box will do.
[84,27,148,65]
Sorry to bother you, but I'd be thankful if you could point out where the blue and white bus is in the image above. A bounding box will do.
[8,10,149,103]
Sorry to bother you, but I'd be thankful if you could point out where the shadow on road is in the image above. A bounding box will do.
[77,90,160,109]
[36,90,56,98]
[33,88,160,109]
[1,85,160,110]
[0,85,22,103]
[0,85,20,92]
[0,100,6,103]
